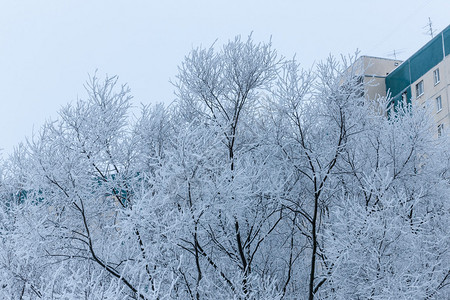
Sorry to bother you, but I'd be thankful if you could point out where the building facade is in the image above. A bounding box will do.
[355,25,450,138]
[385,24,450,137]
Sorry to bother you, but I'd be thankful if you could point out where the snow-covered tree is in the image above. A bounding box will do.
[320,100,450,299]
[0,35,448,300]
[171,35,284,299]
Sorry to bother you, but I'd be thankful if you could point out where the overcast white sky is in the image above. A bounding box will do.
[1,0,449,156]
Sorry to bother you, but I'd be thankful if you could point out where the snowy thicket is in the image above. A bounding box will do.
[0,36,449,300]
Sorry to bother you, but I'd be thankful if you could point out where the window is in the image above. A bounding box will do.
[416,80,424,98]
[356,75,364,98]
[433,68,440,85]
[437,124,444,137]
[436,96,442,112]
[402,92,407,103]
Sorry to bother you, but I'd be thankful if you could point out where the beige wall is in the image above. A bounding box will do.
[352,56,403,100]
[363,77,386,101]
[362,56,403,78]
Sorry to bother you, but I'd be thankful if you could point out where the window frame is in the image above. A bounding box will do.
[401,92,407,103]
[436,95,442,113]
[433,68,440,85]
[416,80,424,98]
[437,123,444,137]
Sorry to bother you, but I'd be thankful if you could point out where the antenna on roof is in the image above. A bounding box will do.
[423,17,436,39]
[385,49,405,60]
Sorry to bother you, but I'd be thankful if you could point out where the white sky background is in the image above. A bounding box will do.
[1,0,449,156]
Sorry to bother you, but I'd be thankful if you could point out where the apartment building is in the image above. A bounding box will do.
[385,24,450,137]
[353,25,450,138]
